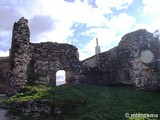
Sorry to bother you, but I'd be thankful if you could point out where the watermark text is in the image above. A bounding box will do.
[125,113,158,118]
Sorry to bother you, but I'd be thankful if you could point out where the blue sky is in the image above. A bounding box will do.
[0,0,160,60]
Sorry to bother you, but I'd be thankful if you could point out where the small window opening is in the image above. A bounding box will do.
[56,70,66,86]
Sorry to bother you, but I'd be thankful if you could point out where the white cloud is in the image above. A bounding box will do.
[32,0,109,44]
[80,13,136,60]
[142,0,160,32]
[80,28,120,60]
[143,0,160,17]
[36,21,73,43]
[0,1,20,31]
[78,49,93,60]
[2,0,156,61]
[0,50,9,57]
[29,15,55,35]
[108,13,135,33]
[25,0,114,44]
[29,15,56,42]
[39,0,107,26]
[0,30,11,47]
[0,0,136,59]
[95,0,134,13]
[146,19,160,33]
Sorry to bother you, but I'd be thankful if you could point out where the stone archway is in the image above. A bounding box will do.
[56,70,66,86]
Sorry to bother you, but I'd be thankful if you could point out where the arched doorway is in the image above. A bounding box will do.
[56,70,66,86]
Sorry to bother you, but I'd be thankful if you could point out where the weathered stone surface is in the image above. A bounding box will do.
[121,29,160,90]
[5,17,82,96]
[80,66,104,85]
[1,17,160,94]
[7,17,31,96]
[0,57,10,92]
[3,100,62,117]
[82,29,160,90]
[29,42,82,84]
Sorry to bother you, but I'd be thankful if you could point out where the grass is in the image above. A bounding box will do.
[2,82,160,120]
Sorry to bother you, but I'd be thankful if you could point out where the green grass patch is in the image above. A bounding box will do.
[2,83,160,120]
[5,82,51,102]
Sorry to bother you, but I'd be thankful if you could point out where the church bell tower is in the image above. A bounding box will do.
[95,37,101,55]
[95,38,101,68]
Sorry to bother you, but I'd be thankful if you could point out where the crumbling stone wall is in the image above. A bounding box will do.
[2,17,160,95]
[82,29,160,90]
[7,17,31,96]
[120,29,160,90]
[28,42,82,85]
[0,57,10,93]
[7,17,82,96]
[98,47,120,85]
[80,66,104,85]
[0,57,10,83]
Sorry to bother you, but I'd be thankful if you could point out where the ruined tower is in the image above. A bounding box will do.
[7,17,31,96]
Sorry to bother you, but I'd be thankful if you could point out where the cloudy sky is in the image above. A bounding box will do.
[0,0,160,60]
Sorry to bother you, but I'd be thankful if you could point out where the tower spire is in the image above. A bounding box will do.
[96,37,98,46]
[95,37,101,55]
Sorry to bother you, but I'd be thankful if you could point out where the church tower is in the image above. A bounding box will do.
[95,38,101,68]
[95,38,101,55]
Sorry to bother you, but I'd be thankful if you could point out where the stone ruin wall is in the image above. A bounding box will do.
[82,29,160,90]
[0,57,10,93]
[0,57,10,83]
[1,17,160,95]
[6,17,82,96]
[81,55,104,85]
[7,17,32,96]
[29,42,82,85]
[121,29,160,90]
[81,43,133,86]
